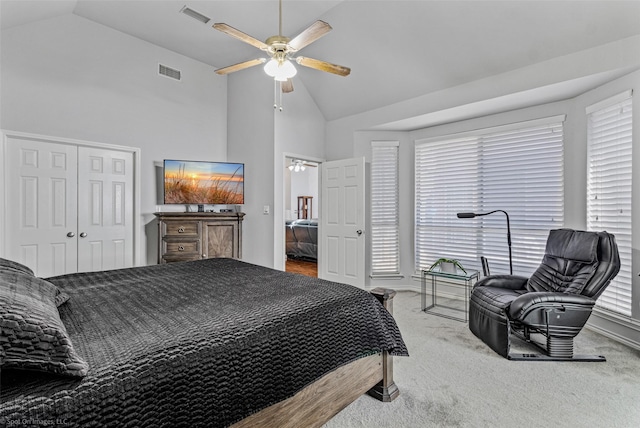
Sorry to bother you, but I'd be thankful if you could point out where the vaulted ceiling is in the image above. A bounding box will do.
[2,1,640,124]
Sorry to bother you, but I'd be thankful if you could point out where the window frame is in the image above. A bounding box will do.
[370,140,401,278]
[414,115,565,276]
[587,90,633,317]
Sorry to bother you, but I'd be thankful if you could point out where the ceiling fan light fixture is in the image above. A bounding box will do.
[212,0,349,107]
[264,58,297,80]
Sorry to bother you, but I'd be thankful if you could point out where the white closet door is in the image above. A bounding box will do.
[77,147,134,273]
[5,137,78,277]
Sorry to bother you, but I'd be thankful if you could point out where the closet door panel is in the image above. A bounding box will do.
[77,147,134,272]
[5,137,78,277]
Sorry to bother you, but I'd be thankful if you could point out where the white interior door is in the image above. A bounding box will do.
[77,147,134,273]
[320,157,365,288]
[5,137,78,277]
[3,132,137,277]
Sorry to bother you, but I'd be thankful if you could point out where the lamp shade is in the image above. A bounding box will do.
[264,58,297,81]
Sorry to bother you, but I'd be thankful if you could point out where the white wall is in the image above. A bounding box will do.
[0,14,228,264]
[274,79,325,270]
[226,69,275,268]
[1,12,328,272]
[353,131,412,290]
[226,66,325,269]
[571,70,640,348]
[322,35,640,286]
[326,35,640,161]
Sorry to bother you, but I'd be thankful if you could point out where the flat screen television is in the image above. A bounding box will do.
[163,159,244,205]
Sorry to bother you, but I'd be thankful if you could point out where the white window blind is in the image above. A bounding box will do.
[415,117,564,275]
[587,91,633,317]
[371,141,400,276]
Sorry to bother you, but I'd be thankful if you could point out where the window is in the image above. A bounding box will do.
[371,141,400,276]
[587,91,633,317]
[415,117,564,275]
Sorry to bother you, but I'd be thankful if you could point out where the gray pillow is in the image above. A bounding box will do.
[0,271,88,377]
[0,258,70,307]
[0,257,35,276]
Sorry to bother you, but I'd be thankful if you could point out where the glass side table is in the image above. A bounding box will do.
[421,268,479,322]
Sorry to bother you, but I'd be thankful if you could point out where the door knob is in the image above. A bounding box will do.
[66,232,75,238]
[356,230,363,236]
[79,232,87,238]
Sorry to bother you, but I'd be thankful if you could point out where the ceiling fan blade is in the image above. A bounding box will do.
[215,58,266,75]
[281,79,294,93]
[296,57,351,76]
[213,23,269,50]
[288,20,332,51]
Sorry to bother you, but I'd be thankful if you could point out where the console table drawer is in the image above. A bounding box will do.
[162,239,201,256]
[163,221,200,237]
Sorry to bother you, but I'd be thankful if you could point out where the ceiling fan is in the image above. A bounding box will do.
[287,159,317,172]
[212,0,350,95]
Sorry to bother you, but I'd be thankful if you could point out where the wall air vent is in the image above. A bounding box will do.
[159,64,182,81]
[180,6,211,24]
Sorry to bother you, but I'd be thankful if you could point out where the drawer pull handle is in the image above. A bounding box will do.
[178,245,185,251]
[177,227,185,233]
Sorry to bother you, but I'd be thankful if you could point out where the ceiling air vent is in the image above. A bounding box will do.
[180,6,211,24]
[159,64,181,81]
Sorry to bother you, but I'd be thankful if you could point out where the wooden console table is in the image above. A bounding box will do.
[155,212,244,263]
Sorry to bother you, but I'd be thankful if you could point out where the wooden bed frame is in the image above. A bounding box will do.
[234,288,399,428]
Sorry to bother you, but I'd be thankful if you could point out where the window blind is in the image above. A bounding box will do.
[415,118,564,275]
[371,141,400,276]
[587,91,633,317]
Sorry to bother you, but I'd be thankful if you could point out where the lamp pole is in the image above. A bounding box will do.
[457,210,512,275]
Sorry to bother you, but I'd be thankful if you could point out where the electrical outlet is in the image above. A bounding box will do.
[263,205,270,215]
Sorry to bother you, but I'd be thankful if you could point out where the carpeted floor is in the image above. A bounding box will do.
[324,291,640,428]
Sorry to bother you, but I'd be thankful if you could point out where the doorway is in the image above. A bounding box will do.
[284,156,319,277]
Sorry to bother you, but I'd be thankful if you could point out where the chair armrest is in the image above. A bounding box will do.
[509,292,596,319]
[474,275,529,290]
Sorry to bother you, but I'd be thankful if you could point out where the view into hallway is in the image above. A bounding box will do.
[285,157,318,278]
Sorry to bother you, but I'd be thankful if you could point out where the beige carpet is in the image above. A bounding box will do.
[325,291,640,428]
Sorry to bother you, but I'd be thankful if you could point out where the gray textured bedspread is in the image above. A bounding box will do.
[1,258,407,427]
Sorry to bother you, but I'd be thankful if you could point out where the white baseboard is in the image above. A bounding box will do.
[586,309,640,352]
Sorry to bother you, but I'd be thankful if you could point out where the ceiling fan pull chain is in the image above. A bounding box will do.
[279,82,284,111]
[273,79,278,109]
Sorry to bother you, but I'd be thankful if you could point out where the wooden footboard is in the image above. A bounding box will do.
[232,288,400,428]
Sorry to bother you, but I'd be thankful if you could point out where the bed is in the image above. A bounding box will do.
[0,257,407,427]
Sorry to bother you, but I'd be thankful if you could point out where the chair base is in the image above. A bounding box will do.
[510,328,606,362]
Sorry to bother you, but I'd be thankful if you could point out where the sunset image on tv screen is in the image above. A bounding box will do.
[164,160,244,204]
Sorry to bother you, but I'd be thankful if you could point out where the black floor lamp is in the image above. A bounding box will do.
[457,210,513,275]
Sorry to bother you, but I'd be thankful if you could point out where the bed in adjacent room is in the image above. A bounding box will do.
[0,257,407,427]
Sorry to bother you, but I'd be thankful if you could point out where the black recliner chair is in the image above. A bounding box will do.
[469,228,620,361]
